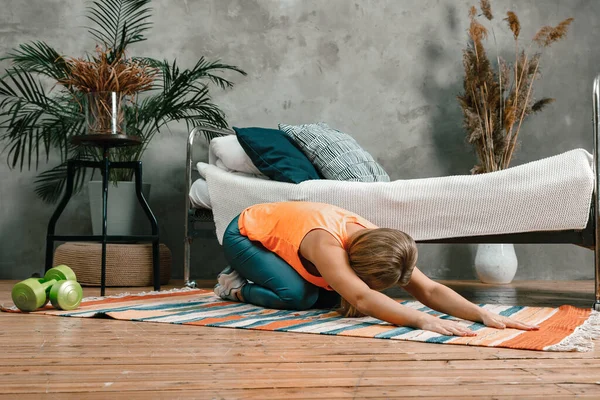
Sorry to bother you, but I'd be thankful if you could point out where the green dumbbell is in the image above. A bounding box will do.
[48,280,83,311]
[12,278,57,312]
[45,265,83,311]
[11,265,83,312]
[44,264,77,282]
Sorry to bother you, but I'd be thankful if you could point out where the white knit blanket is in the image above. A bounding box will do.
[198,149,595,244]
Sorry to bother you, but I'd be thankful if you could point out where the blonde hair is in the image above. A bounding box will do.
[340,228,418,317]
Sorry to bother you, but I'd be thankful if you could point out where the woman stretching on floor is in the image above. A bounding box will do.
[214,201,538,337]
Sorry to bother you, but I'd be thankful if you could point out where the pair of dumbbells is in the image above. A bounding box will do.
[11,265,83,312]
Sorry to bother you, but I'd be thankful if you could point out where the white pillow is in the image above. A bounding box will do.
[196,161,270,181]
[188,177,212,209]
[208,135,262,175]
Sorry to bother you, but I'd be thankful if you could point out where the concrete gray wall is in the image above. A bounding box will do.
[0,0,598,282]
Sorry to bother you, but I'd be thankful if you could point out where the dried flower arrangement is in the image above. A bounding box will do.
[457,0,574,174]
[60,46,157,95]
[59,46,158,135]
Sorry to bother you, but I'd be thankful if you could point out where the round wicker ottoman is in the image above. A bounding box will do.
[53,242,171,287]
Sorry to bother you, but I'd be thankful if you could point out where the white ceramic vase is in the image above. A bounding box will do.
[474,243,518,284]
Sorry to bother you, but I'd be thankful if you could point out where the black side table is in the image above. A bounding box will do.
[45,134,160,296]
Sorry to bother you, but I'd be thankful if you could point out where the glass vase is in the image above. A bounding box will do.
[85,91,126,135]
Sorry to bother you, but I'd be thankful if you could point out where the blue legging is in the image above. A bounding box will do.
[222,215,340,310]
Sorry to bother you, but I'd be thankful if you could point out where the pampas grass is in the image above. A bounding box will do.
[458,1,573,174]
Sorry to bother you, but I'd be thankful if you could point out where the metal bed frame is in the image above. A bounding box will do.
[184,76,600,311]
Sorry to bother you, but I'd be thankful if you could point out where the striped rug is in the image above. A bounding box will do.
[2,288,598,352]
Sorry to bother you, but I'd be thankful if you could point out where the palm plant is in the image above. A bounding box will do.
[0,0,246,203]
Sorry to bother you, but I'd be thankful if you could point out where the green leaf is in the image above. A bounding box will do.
[0,68,86,172]
[86,0,152,51]
[1,42,69,82]
[34,157,90,204]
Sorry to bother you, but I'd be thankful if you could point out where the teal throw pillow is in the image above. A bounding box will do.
[233,126,321,184]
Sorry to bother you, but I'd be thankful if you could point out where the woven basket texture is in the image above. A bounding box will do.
[53,242,171,287]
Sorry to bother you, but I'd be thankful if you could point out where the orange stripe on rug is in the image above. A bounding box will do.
[252,318,316,330]
[79,289,208,307]
[337,325,397,337]
[502,305,591,350]
[450,307,558,347]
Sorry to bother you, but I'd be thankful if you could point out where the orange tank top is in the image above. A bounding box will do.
[238,201,378,290]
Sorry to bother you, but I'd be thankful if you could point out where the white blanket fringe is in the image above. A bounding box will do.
[200,148,594,244]
[545,310,600,352]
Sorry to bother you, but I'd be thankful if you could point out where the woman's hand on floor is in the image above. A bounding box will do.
[480,311,540,331]
[418,316,477,337]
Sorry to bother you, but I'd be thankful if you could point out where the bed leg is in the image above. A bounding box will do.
[593,75,600,311]
[185,128,197,290]
[595,237,600,310]
[594,251,600,311]
[183,125,231,290]
[184,235,196,289]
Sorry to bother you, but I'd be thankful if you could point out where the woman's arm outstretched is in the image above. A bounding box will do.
[403,268,539,331]
[303,235,476,336]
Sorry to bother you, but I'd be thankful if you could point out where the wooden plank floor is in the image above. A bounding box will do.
[0,279,598,399]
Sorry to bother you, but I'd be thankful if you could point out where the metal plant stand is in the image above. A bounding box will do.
[45,134,160,296]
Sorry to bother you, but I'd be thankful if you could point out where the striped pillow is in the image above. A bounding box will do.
[278,123,390,182]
